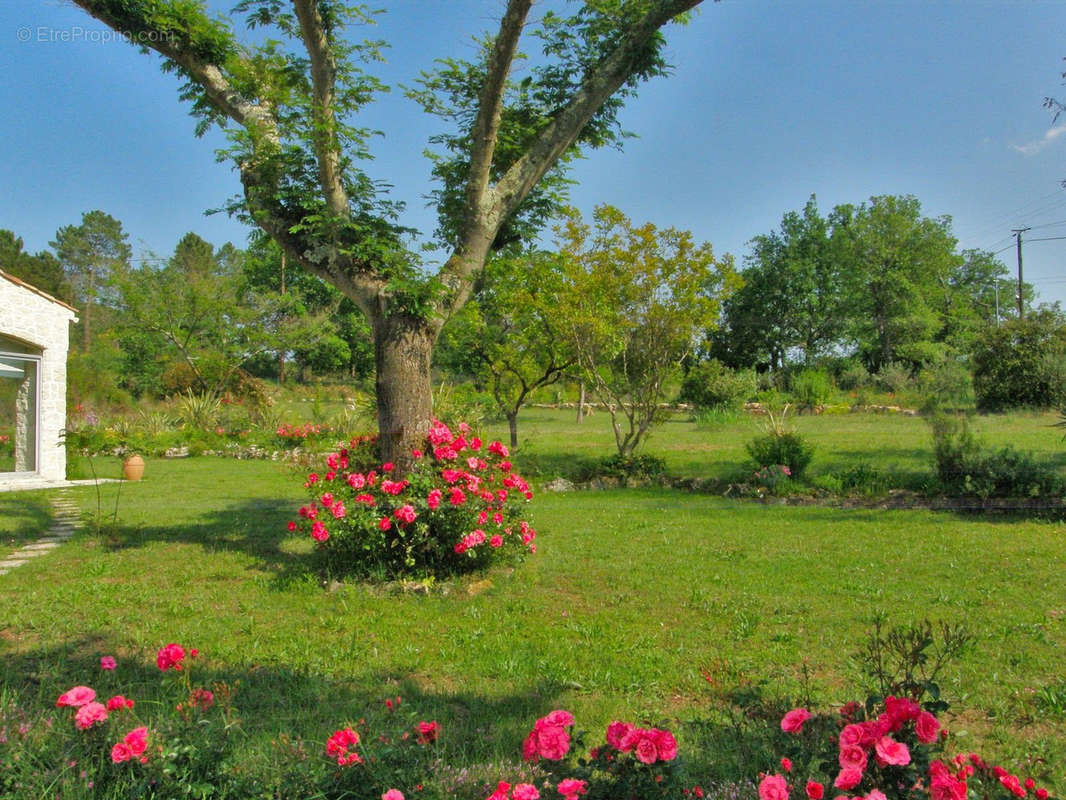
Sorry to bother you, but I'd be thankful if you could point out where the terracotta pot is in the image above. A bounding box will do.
[122,454,145,481]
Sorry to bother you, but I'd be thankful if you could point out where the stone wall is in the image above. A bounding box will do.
[0,272,77,481]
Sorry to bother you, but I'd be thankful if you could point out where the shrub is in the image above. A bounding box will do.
[789,368,835,409]
[833,462,888,495]
[589,453,667,482]
[972,310,1066,411]
[873,361,914,396]
[679,360,757,411]
[746,432,813,479]
[289,420,537,580]
[917,357,974,412]
[833,359,872,392]
[930,413,1064,498]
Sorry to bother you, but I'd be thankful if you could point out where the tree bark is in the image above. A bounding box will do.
[507,411,519,450]
[372,312,436,473]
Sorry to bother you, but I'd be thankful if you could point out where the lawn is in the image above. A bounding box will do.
[1,435,1065,795]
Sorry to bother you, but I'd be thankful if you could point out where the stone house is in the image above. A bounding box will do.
[0,269,78,484]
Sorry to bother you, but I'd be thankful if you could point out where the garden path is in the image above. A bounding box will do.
[0,492,78,576]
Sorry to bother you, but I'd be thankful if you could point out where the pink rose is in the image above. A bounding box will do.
[513,785,540,800]
[74,701,108,730]
[382,791,405,800]
[838,723,864,748]
[156,643,186,671]
[874,736,910,767]
[487,781,511,800]
[536,725,570,760]
[654,728,678,761]
[100,656,117,671]
[416,720,440,744]
[56,686,96,708]
[865,791,887,800]
[542,710,575,727]
[606,720,633,749]
[806,781,824,800]
[557,778,588,799]
[634,734,658,764]
[759,774,789,800]
[106,695,134,711]
[781,707,811,733]
[834,767,863,791]
[915,711,940,744]
[838,744,868,770]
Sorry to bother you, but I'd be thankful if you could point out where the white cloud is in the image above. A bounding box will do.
[1011,125,1066,156]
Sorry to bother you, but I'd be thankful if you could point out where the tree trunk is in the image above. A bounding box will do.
[82,267,94,352]
[507,411,519,450]
[372,313,435,475]
[577,380,586,423]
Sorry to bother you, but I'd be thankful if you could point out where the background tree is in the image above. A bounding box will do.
[0,229,71,303]
[241,233,375,383]
[838,195,961,371]
[972,306,1066,412]
[51,210,131,351]
[71,0,705,469]
[558,205,738,456]
[437,251,576,449]
[711,196,854,369]
[112,233,296,398]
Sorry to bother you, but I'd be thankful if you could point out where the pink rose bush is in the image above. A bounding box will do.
[289,420,537,579]
[762,697,1055,800]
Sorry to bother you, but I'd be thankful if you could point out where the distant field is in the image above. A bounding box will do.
[481,406,1066,487]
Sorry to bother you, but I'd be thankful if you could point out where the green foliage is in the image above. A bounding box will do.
[930,413,1064,498]
[873,361,915,396]
[832,462,888,495]
[678,359,756,411]
[972,309,1066,411]
[584,452,667,482]
[559,205,740,456]
[855,616,974,705]
[789,368,835,409]
[745,432,813,478]
[835,359,872,391]
[916,357,974,412]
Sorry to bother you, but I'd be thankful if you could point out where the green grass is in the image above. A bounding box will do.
[0,490,54,550]
[1,453,1065,794]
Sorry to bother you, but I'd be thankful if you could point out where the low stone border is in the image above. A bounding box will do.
[0,492,78,576]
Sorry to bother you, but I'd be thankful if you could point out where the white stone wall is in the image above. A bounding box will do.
[0,274,77,481]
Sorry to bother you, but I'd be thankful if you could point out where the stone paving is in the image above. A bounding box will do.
[0,492,78,576]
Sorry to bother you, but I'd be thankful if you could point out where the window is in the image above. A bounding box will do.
[0,341,41,474]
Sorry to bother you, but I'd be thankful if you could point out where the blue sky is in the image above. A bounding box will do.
[3,0,1065,307]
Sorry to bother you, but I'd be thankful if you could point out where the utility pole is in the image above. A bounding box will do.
[1011,227,1029,319]
[993,277,1000,326]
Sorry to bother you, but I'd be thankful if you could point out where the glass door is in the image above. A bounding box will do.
[0,354,39,474]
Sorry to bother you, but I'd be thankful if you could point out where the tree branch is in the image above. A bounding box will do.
[70,1,277,143]
[491,0,701,221]
[462,0,533,233]
[293,0,351,218]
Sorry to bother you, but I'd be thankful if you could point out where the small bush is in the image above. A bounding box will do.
[679,360,756,411]
[874,361,914,395]
[917,358,974,412]
[789,368,835,409]
[833,462,888,495]
[930,413,1064,498]
[745,432,813,478]
[591,453,667,481]
[834,359,871,391]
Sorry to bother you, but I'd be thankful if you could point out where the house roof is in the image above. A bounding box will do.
[0,268,78,314]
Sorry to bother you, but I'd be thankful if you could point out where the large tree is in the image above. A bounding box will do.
[70,0,705,469]
[51,210,131,352]
[0,230,71,303]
